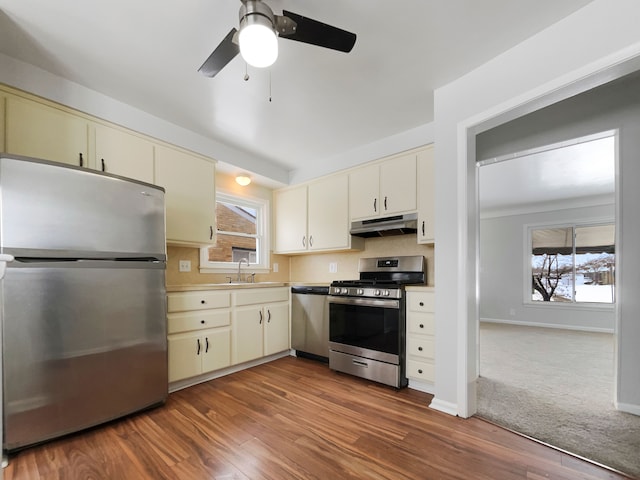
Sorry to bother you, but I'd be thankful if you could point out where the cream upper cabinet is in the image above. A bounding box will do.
[349,163,379,220]
[154,145,216,246]
[274,174,363,254]
[274,185,308,253]
[417,146,435,244]
[94,124,154,183]
[349,153,417,221]
[0,93,5,152]
[5,95,89,168]
[307,175,352,251]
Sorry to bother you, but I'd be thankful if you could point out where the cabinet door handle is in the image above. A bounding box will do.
[267,309,271,323]
[259,310,263,324]
[101,158,106,172]
[309,235,313,247]
[302,236,306,247]
[418,346,423,351]
[419,324,424,329]
[196,338,201,355]
[79,152,84,167]
[422,220,425,236]
[418,369,423,374]
[373,198,377,212]
[210,226,214,240]
[205,337,209,353]
[419,302,424,307]
[384,196,388,210]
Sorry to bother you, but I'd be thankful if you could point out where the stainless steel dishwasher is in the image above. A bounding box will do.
[291,285,330,362]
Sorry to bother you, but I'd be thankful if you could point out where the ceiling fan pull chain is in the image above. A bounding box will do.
[269,70,272,102]
[244,62,249,81]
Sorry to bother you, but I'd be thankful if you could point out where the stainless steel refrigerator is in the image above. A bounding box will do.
[0,154,168,451]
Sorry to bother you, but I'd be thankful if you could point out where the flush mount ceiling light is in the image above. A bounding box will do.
[238,0,278,68]
[198,0,356,79]
[235,174,252,186]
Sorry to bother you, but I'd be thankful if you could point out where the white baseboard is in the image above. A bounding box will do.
[429,397,458,416]
[616,401,640,416]
[408,379,434,395]
[480,317,614,334]
[169,351,290,393]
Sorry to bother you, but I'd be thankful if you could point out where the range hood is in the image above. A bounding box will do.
[350,213,418,238]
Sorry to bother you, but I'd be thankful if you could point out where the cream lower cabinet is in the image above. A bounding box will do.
[5,95,89,168]
[167,291,232,382]
[405,288,435,387]
[232,287,290,364]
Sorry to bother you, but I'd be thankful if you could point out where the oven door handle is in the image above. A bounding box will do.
[328,295,400,309]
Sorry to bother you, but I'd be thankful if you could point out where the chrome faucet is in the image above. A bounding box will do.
[237,258,250,282]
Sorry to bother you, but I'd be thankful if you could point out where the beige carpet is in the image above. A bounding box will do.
[477,322,640,479]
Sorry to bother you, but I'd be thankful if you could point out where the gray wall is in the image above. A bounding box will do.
[480,205,615,331]
[476,70,640,410]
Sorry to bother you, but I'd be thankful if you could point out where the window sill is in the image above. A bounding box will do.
[523,301,615,311]
[199,267,272,275]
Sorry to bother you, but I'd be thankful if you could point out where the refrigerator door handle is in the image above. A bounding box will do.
[0,254,15,280]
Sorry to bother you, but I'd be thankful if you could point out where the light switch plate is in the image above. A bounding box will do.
[179,260,191,272]
[273,262,279,273]
[329,262,338,273]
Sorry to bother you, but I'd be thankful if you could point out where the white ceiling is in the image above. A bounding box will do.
[479,135,616,215]
[0,0,594,186]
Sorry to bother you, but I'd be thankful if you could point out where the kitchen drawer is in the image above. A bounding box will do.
[407,312,435,335]
[407,336,434,359]
[234,287,288,306]
[168,309,231,334]
[168,291,231,312]
[407,359,434,383]
[407,290,434,312]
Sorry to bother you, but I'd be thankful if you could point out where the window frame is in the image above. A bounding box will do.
[199,191,271,273]
[524,219,616,307]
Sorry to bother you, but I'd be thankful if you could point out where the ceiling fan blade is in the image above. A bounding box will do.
[198,28,240,78]
[280,10,356,53]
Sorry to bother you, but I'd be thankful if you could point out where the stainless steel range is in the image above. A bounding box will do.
[328,255,426,388]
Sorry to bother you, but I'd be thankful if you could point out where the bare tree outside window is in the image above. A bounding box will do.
[530,224,615,303]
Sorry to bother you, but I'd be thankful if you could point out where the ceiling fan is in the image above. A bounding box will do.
[198,0,357,79]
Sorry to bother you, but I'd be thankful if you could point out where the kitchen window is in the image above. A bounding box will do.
[199,192,270,273]
[528,223,615,304]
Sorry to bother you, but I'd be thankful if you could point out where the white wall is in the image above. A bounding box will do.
[433,0,640,417]
[480,205,615,332]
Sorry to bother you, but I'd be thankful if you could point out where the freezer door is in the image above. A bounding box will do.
[2,260,167,450]
[0,156,165,257]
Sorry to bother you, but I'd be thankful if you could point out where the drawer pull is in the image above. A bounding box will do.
[201,300,206,304]
[419,301,424,306]
[418,369,423,374]
[418,346,423,351]
[419,324,424,329]
[200,320,205,324]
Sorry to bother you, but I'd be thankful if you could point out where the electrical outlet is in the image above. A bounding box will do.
[179,260,191,272]
[273,262,279,273]
[329,262,338,273]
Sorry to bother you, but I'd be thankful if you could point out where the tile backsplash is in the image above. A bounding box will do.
[166,235,434,287]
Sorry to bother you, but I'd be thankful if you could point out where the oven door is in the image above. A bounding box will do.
[328,295,402,364]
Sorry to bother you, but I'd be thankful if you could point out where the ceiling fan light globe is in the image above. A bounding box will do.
[239,21,278,68]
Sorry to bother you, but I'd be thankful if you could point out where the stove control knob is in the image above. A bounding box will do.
[341,287,348,295]
[357,288,364,295]
[374,289,381,296]
[383,290,390,297]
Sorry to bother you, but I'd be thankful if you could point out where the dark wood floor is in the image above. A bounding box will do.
[4,356,632,479]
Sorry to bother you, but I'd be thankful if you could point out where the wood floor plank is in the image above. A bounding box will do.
[3,356,634,479]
